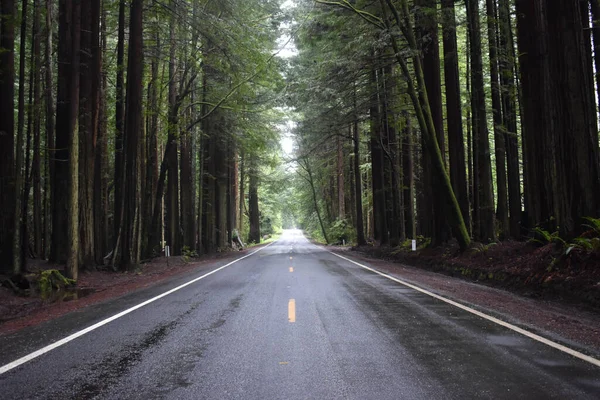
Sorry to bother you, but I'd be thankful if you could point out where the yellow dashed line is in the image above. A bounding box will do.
[288,299,296,323]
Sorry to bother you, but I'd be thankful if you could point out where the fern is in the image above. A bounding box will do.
[582,217,600,236]
[528,227,566,248]
[569,237,600,253]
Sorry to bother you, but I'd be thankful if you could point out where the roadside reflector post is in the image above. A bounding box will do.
[412,240,416,251]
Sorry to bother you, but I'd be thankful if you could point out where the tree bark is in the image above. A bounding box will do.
[92,0,105,262]
[79,0,95,267]
[336,134,345,219]
[466,0,496,242]
[13,0,29,273]
[0,0,16,269]
[370,65,388,245]
[43,0,55,260]
[401,111,416,239]
[416,0,449,246]
[248,157,261,244]
[486,0,509,238]
[546,1,600,236]
[498,0,522,238]
[353,99,366,246]
[31,0,42,258]
[442,0,470,236]
[113,0,125,244]
[165,11,181,256]
[118,0,143,269]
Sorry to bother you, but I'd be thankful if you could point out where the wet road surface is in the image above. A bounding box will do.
[1,230,599,399]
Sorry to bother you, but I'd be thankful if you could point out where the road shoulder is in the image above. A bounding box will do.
[328,246,600,358]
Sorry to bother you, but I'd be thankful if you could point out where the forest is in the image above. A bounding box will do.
[0,0,599,284]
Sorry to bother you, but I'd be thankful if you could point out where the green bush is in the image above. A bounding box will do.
[328,219,355,245]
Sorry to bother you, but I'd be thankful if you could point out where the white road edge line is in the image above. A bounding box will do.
[328,250,600,368]
[0,242,276,376]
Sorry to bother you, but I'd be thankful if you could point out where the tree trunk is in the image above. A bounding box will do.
[591,0,600,126]
[546,1,600,236]
[79,0,95,267]
[118,0,143,269]
[32,0,43,258]
[336,134,345,219]
[180,130,195,250]
[486,0,509,238]
[248,157,261,244]
[43,0,55,260]
[498,0,522,238]
[59,0,82,280]
[215,126,228,249]
[466,0,496,242]
[370,65,388,245]
[165,8,180,256]
[0,0,16,269]
[516,0,555,231]
[442,0,471,236]
[113,0,125,244]
[416,0,449,246]
[238,150,245,233]
[401,111,416,239]
[12,0,30,274]
[92,0,105,262]
[353,104,366,246]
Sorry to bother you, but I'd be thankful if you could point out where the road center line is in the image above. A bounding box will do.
[0,241,276,376]
[328,250,600,368]
[288,299,296,323]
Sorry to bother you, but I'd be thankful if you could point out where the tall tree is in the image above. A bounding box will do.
[498,0,522,238]
[466,0,496,242]
[79,0,95,266]
[0,0,16,270]
[441,0,470,236]
[118,0,144,268]
[113,0,125,245]
[416,0,449,246]
[248,156,261,244]
[486,0,509,238]
[13,0,29,273]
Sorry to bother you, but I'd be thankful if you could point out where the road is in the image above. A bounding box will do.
[0,230,599,399]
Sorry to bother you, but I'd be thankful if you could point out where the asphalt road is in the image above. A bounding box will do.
[1,230,599,399]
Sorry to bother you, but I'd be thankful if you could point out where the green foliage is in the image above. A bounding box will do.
[528,217,600,257]
[582,217,600,236]
[328,219,355,245]
[37,270,76,298]
[182,246,198,263]
[528,227,567,248]
[568,237,600,253]
[565,217,600,255]
[470,242,497,255]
